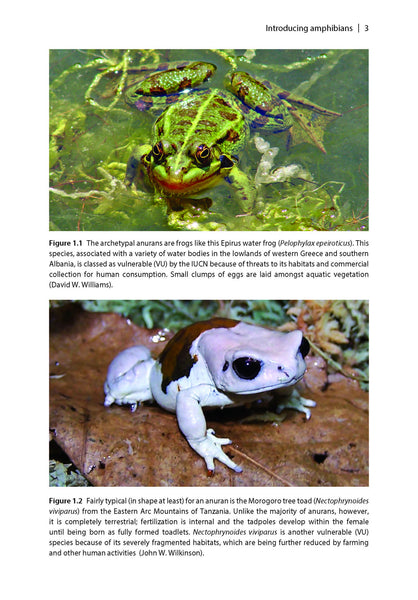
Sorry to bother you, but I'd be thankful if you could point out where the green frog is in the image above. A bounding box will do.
[124,61,340,212]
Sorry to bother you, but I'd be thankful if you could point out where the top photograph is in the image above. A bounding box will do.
[49,49,368,232]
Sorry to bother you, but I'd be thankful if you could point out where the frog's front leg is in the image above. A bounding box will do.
[176,385,242,474]
[275,387,316,419]
[226,164,256,214]
[125,144,152,187]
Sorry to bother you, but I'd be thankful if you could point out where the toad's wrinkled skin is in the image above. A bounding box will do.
[104,318,314,473]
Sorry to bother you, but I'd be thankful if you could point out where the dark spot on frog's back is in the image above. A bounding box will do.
[214,96,230,108]
[219,110,238,122]
[198,119,217,130]
[174,119,196,129]
[224,129,240,142]
[159,318,240,393]
[177,107,198,120]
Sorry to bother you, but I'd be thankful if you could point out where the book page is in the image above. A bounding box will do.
[4,2,415,598]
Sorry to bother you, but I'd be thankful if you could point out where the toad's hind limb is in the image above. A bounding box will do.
[175,385,242,473]
[104,345,154,411]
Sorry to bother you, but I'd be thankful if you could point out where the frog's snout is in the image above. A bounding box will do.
[171,167,187,180]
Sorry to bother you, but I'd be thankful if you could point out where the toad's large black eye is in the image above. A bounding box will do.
[299,337,310,358]
[195,144,211,166]
[232,357,262,380]
[152,141,165,163]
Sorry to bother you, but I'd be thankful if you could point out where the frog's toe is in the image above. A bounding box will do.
[276,389,316,419]
[189,429,242,473]
[299,398,316,419]
[206,428,232,446]
[104,393,115,407]
[206,430,241,472]
[203,448,241,474]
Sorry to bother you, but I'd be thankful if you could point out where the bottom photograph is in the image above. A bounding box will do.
[49,300,369,487]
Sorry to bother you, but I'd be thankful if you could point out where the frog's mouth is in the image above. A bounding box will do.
[151,155,235,197]
[154,171,222,196]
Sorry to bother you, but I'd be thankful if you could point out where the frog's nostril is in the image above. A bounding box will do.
[278,366,289,377]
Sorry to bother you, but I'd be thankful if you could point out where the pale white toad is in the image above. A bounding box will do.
[104,318,314,474]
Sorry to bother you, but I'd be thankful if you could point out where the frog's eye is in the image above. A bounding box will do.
[195,144,212,167]
[152,142,165,163]
[232,357,262,380]
[299,337,310,358]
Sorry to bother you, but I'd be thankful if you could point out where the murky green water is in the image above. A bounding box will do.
[49,49,368,231]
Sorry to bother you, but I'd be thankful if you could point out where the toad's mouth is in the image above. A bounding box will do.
[231,371,306,395]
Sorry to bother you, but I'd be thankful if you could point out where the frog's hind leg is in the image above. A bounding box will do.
[104,346,155,411]
[225,71,293,134]
[125,61,217,109]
